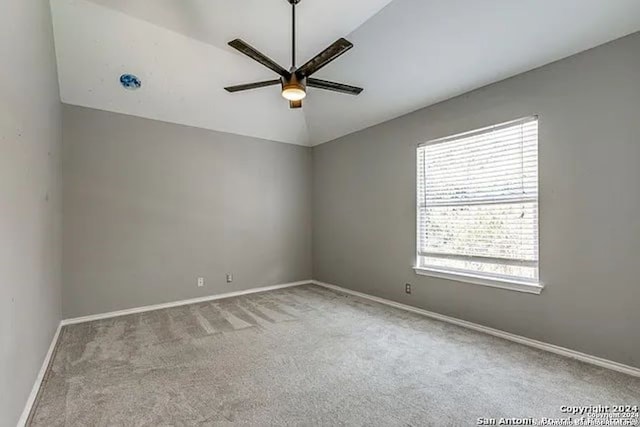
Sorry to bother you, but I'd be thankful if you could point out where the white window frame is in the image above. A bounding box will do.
[413,117,544,294]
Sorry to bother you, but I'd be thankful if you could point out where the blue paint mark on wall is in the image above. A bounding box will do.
[120,74,142,90]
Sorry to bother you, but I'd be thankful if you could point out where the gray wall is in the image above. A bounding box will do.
[62,105,312,318]
[0,2,63,426]
[312,32,640,368]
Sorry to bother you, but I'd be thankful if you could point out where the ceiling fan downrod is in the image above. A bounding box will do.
[291,0,297,69]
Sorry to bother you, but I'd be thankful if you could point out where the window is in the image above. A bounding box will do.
[415,117,540,291]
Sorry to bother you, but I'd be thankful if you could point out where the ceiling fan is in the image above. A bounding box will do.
[224,0,363,109]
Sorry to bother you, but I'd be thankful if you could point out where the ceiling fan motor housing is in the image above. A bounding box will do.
[282,71,306,92]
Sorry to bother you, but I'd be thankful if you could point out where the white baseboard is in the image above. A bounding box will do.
[17,322,63,427]
[312,280,640,378]
[61,280,312,326]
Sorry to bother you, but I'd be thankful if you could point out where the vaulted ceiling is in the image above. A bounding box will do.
[50,0,640,146]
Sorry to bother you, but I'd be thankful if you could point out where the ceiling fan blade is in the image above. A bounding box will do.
[224,79,281,93]
[307,78,363,95]
[296,38,353,78]
[228,39,290,78]
[289,100,302,109]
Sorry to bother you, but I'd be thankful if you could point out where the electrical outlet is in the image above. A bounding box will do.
[405,283,411,294]
[226,273,233,283]
[197,277,205,287]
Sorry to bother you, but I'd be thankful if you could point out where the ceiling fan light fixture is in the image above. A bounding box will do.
[282,84,306,101]
[281,72,306,101]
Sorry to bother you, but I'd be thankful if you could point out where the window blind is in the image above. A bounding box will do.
[416,117,539,282]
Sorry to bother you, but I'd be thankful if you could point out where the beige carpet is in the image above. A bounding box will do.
[29,284,639,425]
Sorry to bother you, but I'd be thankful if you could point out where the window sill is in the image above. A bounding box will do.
[413,267,544,295]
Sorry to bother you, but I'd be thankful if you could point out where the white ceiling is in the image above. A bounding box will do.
[50,0,640,146]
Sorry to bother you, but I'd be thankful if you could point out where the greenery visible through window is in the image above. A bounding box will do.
[416,117,539,283]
